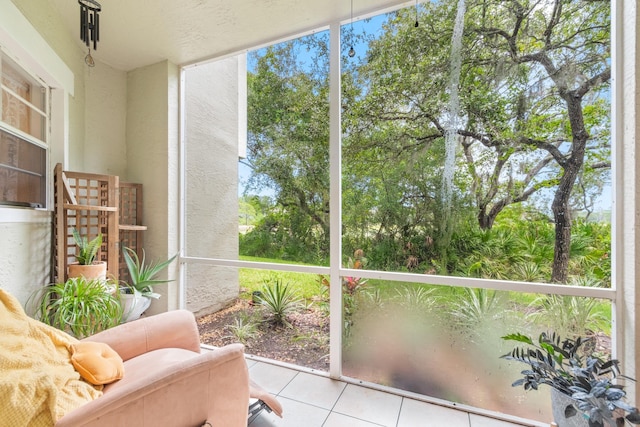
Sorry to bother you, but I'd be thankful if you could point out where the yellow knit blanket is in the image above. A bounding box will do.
[0,289,103,426]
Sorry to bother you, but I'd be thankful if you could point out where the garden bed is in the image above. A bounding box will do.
[196,298,330,371]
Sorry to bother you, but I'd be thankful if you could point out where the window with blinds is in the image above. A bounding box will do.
[0,51,48,208]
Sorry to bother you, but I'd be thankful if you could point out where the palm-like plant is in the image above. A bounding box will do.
[122,247,177,298]
[449,287,502,330]
[393,285,436,312]
[529,294,608,339]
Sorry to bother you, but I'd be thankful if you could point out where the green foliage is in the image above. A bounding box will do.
[257,278,303,327]
[244,34,331,263]
[225,313,260,343]
[529,292,609,339]
[240,0,612,290]
[239,264,322,303]
[393,285,437,312]
[239,210,327,265]
[448,288,503,334]
[122,247,177,299]
[72,228,102,265]
[501,332,640,427]
[31,277,122,338]
[239,195,269,227]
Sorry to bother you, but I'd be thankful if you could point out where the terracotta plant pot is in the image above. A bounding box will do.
[68,261,107,280]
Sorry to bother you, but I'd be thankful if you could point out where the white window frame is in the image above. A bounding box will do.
[179,0,636,405]
[0,48,50,209]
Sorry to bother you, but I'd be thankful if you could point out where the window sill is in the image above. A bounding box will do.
[0,206,51,223]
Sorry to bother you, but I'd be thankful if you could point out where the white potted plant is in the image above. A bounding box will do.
[120,247,177,322]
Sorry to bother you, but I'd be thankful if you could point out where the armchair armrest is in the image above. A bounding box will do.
[56,344,250,427]
[85,309,201,361]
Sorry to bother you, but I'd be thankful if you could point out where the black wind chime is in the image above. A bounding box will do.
[78,0,101,67]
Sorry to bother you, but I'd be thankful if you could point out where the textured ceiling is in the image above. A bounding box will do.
[50,0,407,71]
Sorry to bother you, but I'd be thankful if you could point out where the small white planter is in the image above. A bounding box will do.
[120,292,152,323]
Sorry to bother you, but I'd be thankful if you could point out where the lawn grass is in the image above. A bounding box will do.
[239,255,325,302]
[237,256,612,336]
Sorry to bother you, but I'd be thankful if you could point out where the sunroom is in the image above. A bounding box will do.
[0,0,638,426]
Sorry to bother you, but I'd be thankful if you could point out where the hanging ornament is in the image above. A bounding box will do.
[85,48,95,67]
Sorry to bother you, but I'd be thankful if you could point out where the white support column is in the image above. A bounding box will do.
[329,21,343,379]
[616,0,638,402]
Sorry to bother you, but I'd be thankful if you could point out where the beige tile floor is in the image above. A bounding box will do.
[245,357,548,427]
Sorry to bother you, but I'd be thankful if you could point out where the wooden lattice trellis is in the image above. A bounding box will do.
[53,163,146,283]
[118,182,145,284]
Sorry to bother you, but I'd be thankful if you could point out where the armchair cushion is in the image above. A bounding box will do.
[70,342,124,385]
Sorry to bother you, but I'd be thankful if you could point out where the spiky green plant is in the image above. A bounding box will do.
[122,247,177,298]
[512,261,546,282]
[72,228,102,265]
[31,276,122,338]
[393,285,437,311]
[258,279,302,326]
[529,294,608,338]
[226,314,260,343]
[449,287,502,331]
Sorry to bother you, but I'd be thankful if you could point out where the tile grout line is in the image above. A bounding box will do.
[320,380,349,427]
[275,369,300,396]
[394,397,405,427]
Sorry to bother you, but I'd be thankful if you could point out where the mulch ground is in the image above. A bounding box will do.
[196,298,330,371]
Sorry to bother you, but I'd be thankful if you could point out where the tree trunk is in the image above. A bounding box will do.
[550,96,589,283]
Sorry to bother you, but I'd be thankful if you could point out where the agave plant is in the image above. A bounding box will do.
[257,279,302,327]
[122,247,177,298]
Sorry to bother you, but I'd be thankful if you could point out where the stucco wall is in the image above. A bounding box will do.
[183,57,244,315]
[83,62,128,177]
[126,60,181,316]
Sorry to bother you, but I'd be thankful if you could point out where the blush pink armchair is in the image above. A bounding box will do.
[55,309,251,427]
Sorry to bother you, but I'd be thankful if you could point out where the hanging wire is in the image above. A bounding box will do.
[348,0,356,57]
[415,0,420,27]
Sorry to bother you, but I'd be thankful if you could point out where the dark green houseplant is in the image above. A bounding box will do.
[501,332,640,427]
